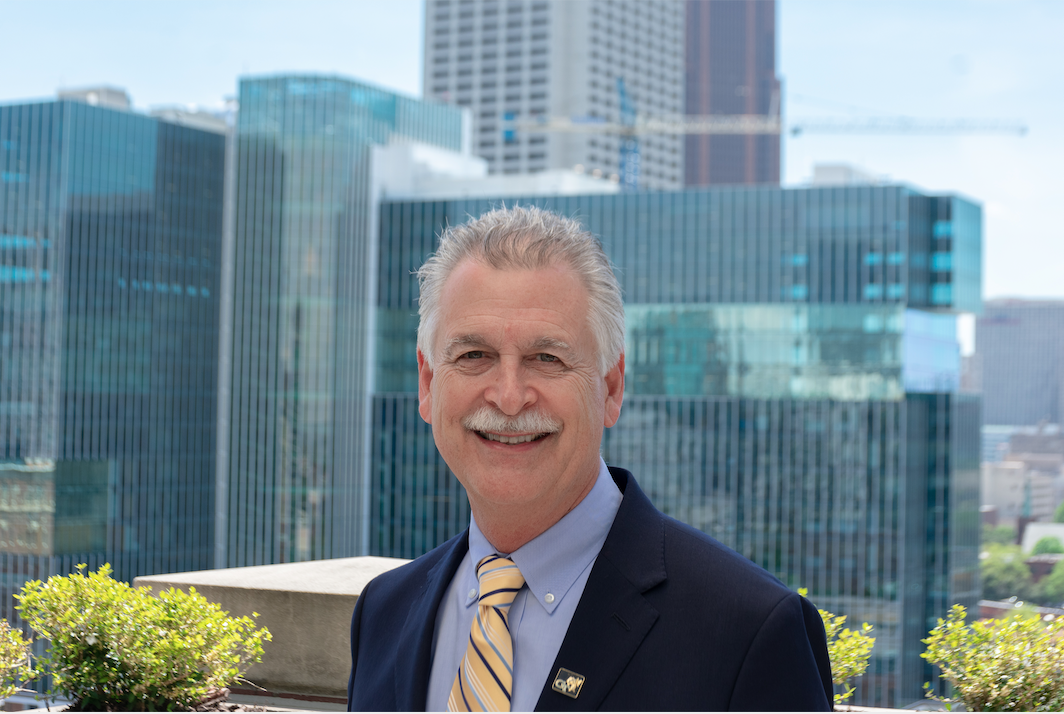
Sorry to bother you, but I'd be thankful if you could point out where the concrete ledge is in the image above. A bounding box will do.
[134,556,409,702]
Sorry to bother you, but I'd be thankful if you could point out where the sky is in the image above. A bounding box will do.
[3,0,1062,302]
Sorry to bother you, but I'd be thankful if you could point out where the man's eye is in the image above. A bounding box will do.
[460,351,484,360]
[537,353,559,363]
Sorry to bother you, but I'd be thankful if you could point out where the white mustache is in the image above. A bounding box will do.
[462,406,562,435]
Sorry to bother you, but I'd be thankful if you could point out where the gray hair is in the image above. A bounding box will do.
[417,205,625,375]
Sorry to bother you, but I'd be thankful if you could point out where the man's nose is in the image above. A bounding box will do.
[486,359,535,416]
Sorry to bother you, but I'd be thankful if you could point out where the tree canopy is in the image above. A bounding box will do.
[1032,536,1064,555]
[981,545,1033,602]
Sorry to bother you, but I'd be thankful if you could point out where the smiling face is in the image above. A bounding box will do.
[417,258,624,546]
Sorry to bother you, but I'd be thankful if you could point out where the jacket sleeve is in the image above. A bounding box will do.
[347,578,372,711]
[728,591,834,711]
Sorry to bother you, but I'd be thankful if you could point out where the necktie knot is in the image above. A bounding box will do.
[476,555,525,610]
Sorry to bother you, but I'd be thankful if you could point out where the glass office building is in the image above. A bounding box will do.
[223,75,465,567]
[0,99,225,617]
[372,186,981,707]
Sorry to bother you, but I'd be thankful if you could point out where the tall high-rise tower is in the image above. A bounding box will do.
[221,75,466,567]
[975,299,1064,427]
[685,0,781,186]
[0,95,226,610]
[423,0,686,190]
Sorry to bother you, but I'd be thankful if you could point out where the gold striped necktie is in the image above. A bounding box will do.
[448,554,526,712]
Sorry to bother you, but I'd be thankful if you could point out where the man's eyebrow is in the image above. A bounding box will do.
[441,334,488,359]
[530,337,573,353]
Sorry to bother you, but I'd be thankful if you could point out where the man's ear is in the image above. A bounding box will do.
[417,349,434,424]
[603,352,625,428]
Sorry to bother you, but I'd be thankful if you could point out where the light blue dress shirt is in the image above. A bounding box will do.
[426,459,622,712]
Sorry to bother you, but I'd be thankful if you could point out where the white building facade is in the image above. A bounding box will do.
[423,0,685,190]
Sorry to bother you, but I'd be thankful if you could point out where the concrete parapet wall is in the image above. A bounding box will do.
[134,556,409,702]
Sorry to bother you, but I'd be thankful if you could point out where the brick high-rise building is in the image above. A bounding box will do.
[685,0,781,186]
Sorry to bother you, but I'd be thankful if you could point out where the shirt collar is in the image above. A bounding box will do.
[466,459,622,615]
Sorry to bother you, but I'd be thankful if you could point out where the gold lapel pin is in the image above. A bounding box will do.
[552,668,586,699]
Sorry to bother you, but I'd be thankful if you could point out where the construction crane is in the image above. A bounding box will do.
[511,114,1028,137]
[504,80,1027,191]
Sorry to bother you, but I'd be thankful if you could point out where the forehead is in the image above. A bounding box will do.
[435,258,591,346]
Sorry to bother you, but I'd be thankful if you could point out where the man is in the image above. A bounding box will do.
[348,206,833,711]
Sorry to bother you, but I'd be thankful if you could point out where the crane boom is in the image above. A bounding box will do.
[509,115,1027,136]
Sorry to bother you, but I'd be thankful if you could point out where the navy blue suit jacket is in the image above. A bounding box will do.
[348,468,833,711]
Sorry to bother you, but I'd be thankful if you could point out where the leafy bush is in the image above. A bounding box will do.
[16,564,270,712]
[981,544,1034,602]
[983,523,1018,545]
[799,588,876,704]
[1054,500,1064,523]
[1032,535,1064,555]
[1037,559,1064,606]
[922,604,1064,711]
[0,620,34,701]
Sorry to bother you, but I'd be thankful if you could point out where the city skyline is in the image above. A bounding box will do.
[4,0,1059,300]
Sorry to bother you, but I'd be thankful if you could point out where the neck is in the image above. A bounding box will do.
[471,477,598,554]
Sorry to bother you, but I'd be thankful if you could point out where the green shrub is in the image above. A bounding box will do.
[922,604,1064,711]
[1032,535,1064,555]
[16,564,271,712]
[799,589,876,704]
[1054,500,1064,523]
[1037,559,1064,606]
[0,620,34,701]
[981,544,1034,602]
[983,523,1018,545]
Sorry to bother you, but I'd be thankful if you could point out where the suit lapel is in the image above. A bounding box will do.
[394,530,470,711]
[536,469,667,711]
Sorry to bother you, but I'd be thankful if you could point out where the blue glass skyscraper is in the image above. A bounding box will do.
[372,186,981,707]
[221,75,466,567]
[0,98,225,612]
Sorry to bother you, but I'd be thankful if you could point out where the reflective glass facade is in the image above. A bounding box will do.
[372,185,981,707]
[223,75,465,566]
[0,100,224,618]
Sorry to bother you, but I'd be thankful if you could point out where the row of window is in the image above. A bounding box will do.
[433,17,548,33]
[434,0,548,12]
[0,235,49,249]
[0,266,50,283]
[433,32,548,48]
[437,73,549,87]
[115,278,211,297]
[440,91,547,110]
[433,62,548,76]
[433,56,550,71]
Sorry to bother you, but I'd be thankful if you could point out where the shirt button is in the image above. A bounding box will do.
[545,593,555,604]
[468,588,478,600]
